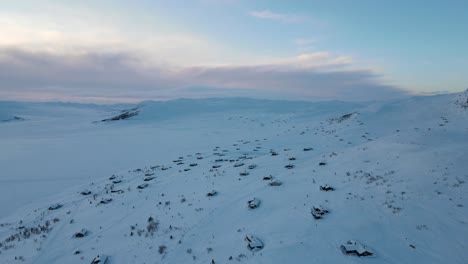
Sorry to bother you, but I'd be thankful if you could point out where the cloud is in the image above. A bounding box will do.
[249,10,307,23]
[0,13,223,66]
[0,47,407,103]
[178,65,406,101]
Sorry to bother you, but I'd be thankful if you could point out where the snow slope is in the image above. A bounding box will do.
[0,95,467,264]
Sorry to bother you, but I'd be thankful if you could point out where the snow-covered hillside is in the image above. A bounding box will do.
[0,95,467,264]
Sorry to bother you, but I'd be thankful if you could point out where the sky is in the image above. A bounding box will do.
[0,0,467,103]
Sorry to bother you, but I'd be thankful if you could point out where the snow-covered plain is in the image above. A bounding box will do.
[0,93,467,264]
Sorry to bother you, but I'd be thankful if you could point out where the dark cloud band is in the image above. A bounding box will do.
[0,48,407,103]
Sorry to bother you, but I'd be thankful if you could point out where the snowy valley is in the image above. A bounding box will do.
[0,93,467,264]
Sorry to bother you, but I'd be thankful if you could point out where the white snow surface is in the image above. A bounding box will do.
[0,95,467,264]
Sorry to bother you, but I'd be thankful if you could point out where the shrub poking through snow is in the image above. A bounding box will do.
[269,180,283,186]
[143,176,155,182]
[158,245,167,254]
[239,171,249,176]
[206,190,218,197]
[248,164,257,169]
[137,183,148,189]
[147,217,158,235]
[48,203,62,210]
[233,163,244,167]
[247,198,261,209]
[73,229,88,238]
[320,185,335,191]
[99,198,112,204]
[90,254,108,264]
[329,112,356,123]
[245,234,264,252]
[284,164,295,169]
[311,206,329,220]
[340,240,374,257]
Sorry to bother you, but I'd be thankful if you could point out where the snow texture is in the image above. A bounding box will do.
[0,94,467,263]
